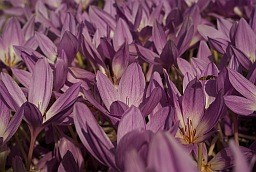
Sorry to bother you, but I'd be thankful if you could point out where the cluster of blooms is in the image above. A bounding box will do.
[0,0,256,171]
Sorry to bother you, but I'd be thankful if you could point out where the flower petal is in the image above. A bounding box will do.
[117,106,146,143]
[28,58,53,114]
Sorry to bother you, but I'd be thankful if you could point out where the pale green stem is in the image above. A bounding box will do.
[197,142,203,170]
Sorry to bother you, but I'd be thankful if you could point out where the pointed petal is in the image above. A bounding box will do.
[112,42,129,80]
[224,95,255,116]
[182,79,205,128]
[3,17,24,46]
[96,71,118,111]
[136,44,160,65]
[28,58,53,114]
[73,102,115,168]
[57,31,78,65]
[152,21,167,54]
[160,40,178,68]
[117,106,146,143]
[35,32,57,62]
[231,46,252,70]
[82,88,109,115]
[46,82,81,121]
[235,18,256,62]
[228,68,256,100]
[140,87,162,117]
[118,63,145,107]
[3,104,24,143]
[176,17,194,55]
[113,18,133,51]
[196,91,224,138]
[177,57,196,76]
[1,72,26,108]
[197,40,213,62]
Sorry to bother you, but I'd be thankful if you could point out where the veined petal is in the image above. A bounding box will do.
[152,21,167,54]
[224,95,255,116]
[228,68,256,100]
[0,100,10,136]
[140,87,162,117]
[118,63,145,107]
[45,82,81,122]
[73,102,115,167]
[28,58,53,115]
[1,72,26,109]
[96,71,118,111]
[117,106,146,143]
[182,79,205,128]
[35,32,57,62]
[3,104,24,144]
[113,18,133,51]
[11,68,31,88]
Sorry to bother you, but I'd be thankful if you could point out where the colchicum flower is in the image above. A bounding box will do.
[175,79,223,145]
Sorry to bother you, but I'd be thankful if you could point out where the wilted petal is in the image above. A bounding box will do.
[28,58,53,115]
[147,132,197,172]
[117,106,146,143]
[224,96,255,116]
[96,71,118,111]
[118,63,145,107]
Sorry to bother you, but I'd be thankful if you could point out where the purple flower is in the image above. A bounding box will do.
[175,79,223,144]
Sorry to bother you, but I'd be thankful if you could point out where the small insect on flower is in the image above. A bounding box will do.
[199,75,216,81]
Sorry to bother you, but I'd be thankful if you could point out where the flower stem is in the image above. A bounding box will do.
[197,142,203,170]
[26,132,37,171]
[233,113,239,145]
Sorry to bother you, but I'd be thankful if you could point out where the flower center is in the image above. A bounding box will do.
[180,118,196,144]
